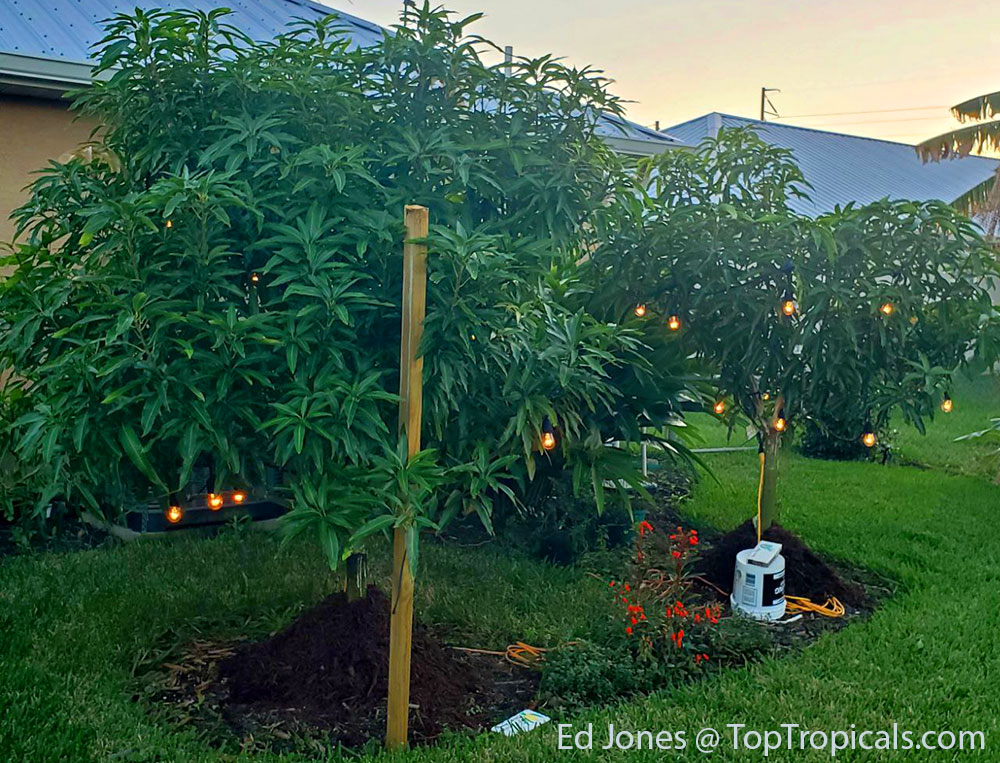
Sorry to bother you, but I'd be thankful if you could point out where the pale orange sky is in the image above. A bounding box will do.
[328,0,997,147]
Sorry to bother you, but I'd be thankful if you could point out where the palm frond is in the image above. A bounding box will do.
[950,169,1000,236]
[951,91,1000,123]
[916,121,1000,161]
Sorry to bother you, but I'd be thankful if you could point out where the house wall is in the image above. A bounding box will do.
[1,94,96,247]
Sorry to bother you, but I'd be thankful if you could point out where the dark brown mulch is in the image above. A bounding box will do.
[695,520,870,609]
[196,586,536,749]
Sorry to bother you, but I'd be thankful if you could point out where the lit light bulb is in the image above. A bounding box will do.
[166,505,183,524]
[634,304,647,318]
[667,315,681,331]
[251,272,260,284]
[762,392,771,401]
[470,333,476,341]
[541,417,557,452]
[782,299,796,317]
[207,493,223,510]
[862,432,876,448]
[880,302,895,317]
[713,400,726,415]
[232,491,247,504]
[941,397,953,414]
[164,219,173,229]
[774,417,787,432]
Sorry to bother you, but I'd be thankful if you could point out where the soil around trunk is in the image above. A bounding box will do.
[212,586,536,748]
[696,520,870,609]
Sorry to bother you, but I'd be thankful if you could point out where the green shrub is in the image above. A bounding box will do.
[0,7,701,554]
[540,641,647,710]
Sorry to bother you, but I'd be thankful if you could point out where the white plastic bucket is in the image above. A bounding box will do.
[731,547,786,621]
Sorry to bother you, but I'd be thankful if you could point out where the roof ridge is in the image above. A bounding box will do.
[702,112,1000,163]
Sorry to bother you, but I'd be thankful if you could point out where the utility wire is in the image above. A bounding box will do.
[775,105,948,119]
[788,115,952,127]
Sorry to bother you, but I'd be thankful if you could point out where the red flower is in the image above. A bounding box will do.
[609,581,616,587]
[624,583,631,592]
[639,520,654,537]
[631,616,638,625]
[689,536,699,546]
[626,626,633,635]
[672,550,682,559]
[671,629,685,648]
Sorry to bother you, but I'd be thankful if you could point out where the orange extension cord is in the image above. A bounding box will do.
[785,595,845,618]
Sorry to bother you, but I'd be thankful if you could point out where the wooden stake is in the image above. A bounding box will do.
[386,204,428,751]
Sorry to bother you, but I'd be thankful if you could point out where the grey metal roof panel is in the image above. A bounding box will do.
[0,0,383,61]
[0,0,681,151]
[664,112,1000,217]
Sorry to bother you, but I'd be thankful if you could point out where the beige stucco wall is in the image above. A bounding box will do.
[1,94,96,247]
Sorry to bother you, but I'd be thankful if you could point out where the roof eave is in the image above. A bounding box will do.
[603,134,690,156]
[0,52,104,98]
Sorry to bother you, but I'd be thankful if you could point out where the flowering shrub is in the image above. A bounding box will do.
[540,520,773,708]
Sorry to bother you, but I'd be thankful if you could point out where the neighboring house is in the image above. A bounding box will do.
[665,112,1000,218]
[0,0,684,246]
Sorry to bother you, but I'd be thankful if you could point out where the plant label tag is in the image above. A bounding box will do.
[748,540,782,567]
[491,709,551,736]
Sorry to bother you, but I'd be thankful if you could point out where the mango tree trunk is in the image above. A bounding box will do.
[345,552,367,602]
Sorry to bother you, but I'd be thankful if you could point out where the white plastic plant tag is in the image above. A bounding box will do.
[491,709,551,736]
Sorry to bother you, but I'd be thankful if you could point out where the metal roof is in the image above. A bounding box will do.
[0,0,684,153]
[0,0,384,60]
[664,112,1000,217]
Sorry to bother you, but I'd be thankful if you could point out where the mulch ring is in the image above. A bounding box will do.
[644,492,895,646]
[146,587,538,753]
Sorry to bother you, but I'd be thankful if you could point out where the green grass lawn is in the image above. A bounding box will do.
[2,378,999,762]
[892,368,1000,480]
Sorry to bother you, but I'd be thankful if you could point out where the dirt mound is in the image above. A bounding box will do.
[217,586,531,746]
[696,521,869,609]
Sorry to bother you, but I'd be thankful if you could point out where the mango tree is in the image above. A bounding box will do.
[593,128,997,531]
[0,6,700,574]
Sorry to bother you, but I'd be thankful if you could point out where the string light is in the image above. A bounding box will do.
[941,396,953,413]
[667,315,681,331]
[232,491,247,504]
[880,302,895,316]
[781,289,796,317]
[713,400,726,415]
[774,415,787,432]
[207,493,223,510]
[634,304,647,318]
[166,505,183,524]
[250,272,260,284]
[540,417,557,452]
[862,432,876,448]
[762,392,771,401]
[470,333,477,341]
[164,219,173,229]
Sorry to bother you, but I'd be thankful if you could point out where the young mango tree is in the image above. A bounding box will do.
[604,127,998,531]
[0,5,700,567]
